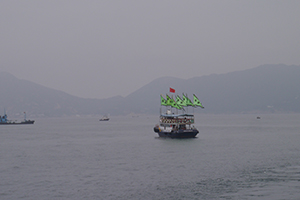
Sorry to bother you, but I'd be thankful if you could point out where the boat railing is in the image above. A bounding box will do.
[160,117,194,124]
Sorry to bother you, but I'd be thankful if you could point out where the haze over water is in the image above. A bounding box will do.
[1,114,300,199]
[2,1,300,99]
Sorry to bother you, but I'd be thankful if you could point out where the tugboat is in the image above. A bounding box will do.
[153,89,204,138]
[0,112,35,125]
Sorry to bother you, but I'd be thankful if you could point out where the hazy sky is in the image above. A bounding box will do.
[1,1,300,99]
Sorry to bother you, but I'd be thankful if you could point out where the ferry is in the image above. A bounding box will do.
[154,110,199,138]
[153,91,204,138]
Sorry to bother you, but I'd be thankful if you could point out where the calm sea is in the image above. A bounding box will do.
[1,114,300,200]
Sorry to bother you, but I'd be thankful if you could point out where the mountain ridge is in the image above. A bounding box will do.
[1,64,300,117]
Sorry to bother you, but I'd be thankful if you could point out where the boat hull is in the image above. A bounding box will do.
[0,120,35,125]
[154,127,198,138]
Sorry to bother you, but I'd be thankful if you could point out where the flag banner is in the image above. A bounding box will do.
[175,95,186,110]
[166,94,182,109]
[193,94,204,108]
[166,94,174,106]
[176,95,187,107]
[170,87,175,93]
[182,94,188,105]
[183,94,195,107]
[160,95,168,106]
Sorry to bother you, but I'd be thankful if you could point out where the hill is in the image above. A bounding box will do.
[124,64,300,114]
[1,64,300,117]
[0,72,124,117]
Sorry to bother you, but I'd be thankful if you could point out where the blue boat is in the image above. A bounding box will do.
[0,112,34,125]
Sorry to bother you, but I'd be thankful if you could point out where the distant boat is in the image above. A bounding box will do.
[99,115,109,121]
[0,112,34,125]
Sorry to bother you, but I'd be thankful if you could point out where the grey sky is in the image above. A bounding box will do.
[1,1,300,99]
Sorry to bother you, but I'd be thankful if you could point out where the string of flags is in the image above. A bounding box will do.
[160,88,204,109]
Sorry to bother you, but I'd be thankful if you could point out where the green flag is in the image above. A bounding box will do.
[166,94,173,106]
[166,95,182,109]
[176,95,187,107]
[193,94,204,108]
[183,94,194,107]
[160,95,168,106]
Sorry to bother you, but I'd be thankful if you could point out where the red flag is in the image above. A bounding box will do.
[170,87,175,93]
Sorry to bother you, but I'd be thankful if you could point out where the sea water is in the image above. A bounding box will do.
[1,114,300,200]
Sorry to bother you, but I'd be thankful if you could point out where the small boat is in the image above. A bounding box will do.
[0,112,34,125]
[99,115,109,121]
